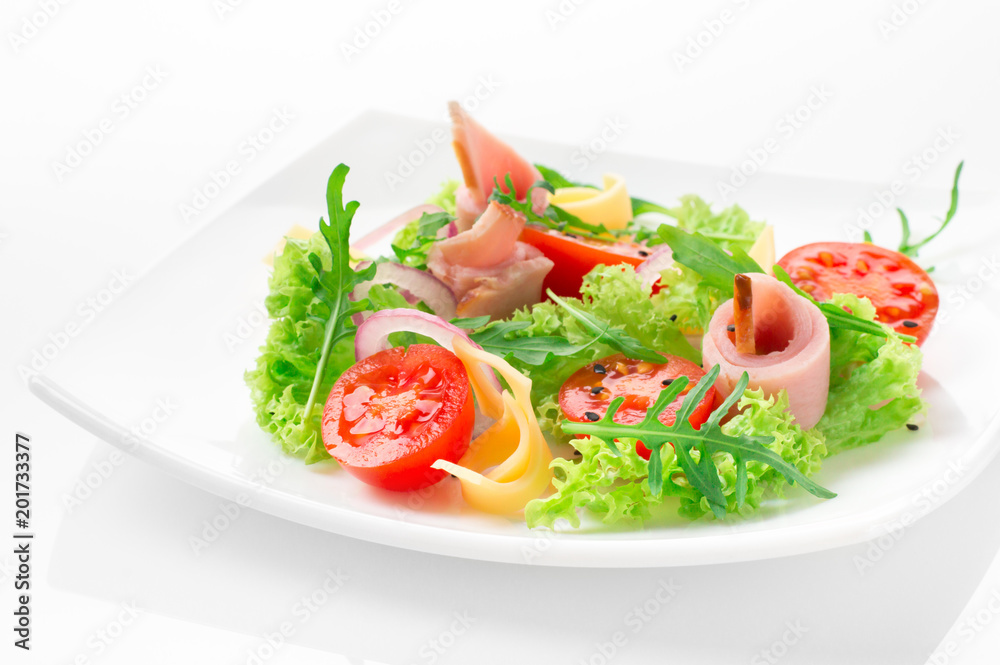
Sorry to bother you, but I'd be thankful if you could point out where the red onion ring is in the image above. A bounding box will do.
[351,261,457,320]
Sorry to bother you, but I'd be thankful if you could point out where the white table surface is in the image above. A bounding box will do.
[4,1,1000,663]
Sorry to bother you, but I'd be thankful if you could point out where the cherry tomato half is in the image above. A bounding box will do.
[776,242,939,345]
[559,353,716,460]
[520,225,651,298]
[322,344,474,491]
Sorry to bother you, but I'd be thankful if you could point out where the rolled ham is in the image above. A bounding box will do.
[428,201,554,320]
[701,273,830,429]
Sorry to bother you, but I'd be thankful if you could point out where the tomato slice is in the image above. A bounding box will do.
[559,353,716,460]
[776,242,939,345]
[520,225,651,298]
[321,344,474,491]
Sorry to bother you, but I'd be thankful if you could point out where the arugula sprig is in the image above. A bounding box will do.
[301,165,377,437]
[453,316,590,366]
[896,161,963,258]
[489,174,620,240]
[546,290,667,364]
[562,365,836,518]
[656,224,914,342]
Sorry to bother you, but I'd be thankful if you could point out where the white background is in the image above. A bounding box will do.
[4,0,1000,663]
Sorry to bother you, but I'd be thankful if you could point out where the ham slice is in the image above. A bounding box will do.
[448,101,547,228]
[701,273,830,429]
[428,201,554,320]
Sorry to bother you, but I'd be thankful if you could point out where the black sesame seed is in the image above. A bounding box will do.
[638,250,650,257]
[584,411,600,421]
[566,233,578,239]
[590,386,604,395]
[573,450,582,456]
[661,378,673,386]
[669,314,677,322]
[593,363,607,374]
[727,324,736,332]
[450,474,457,478]
[906,423,919,431]
[902,320,919,328]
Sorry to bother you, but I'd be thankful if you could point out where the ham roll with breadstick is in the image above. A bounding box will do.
[701,273,831,429]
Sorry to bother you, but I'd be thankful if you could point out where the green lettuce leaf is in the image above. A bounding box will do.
[816,293,925,453]
[668,194,764,252]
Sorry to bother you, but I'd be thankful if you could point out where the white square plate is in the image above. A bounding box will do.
[30,110,1000,567]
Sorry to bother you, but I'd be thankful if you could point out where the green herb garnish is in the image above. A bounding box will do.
[301,165,377,432]
[547,289,667,364]
[896,161,963,258]
[390,211,454,269]
[562,365,836,519]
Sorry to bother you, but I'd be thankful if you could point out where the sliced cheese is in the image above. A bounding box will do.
[263,224,314,266]
[549,173,634,230]
[431,336,553,514]
[748,225,775,273]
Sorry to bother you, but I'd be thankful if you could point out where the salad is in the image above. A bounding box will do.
[245,101,962,527]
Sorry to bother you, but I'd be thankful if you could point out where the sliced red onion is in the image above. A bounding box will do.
[355,309,502,392]
[636,246,674,289]
[351,261,457,320]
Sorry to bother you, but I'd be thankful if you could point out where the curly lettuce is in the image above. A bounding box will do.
[816,293,925,454]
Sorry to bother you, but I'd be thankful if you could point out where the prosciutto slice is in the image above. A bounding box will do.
[701,273,830,429]
[428,201,553,320]
[448,101,547,228]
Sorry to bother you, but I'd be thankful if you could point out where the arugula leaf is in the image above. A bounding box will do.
[656,224,764,291]
[896,161,963,258]
[469,320,589,366]
[562,365,836,519]
[489,174,620,240]
[301,165,377,430]
[450,315,491,329]
[390,211,454,269]
[547,290,666,364]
